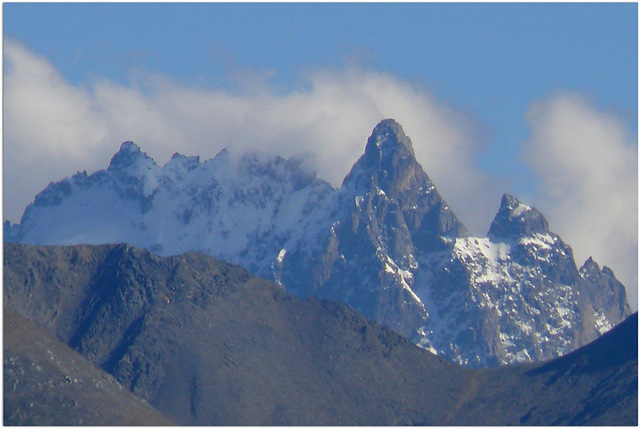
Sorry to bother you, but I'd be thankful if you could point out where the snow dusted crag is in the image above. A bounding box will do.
[416,194,631,366]
[6,142,333,279]
[5,119,631,368]
[275,119,468,339]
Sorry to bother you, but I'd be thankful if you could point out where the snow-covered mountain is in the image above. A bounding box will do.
[414,194,630,366]
[6,142,333,277]
[5,119,631,367]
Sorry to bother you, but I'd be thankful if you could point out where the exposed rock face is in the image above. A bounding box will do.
[275,121,631,366]
[454,312,638,426]
[488,194,550,239]
[418,194,631,366]
[278,119,468,338]
[5,119,631,367]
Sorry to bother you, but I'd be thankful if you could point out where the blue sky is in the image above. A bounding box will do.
[6,4,637,112]
[3,3,638,307]
[4,3,638,189]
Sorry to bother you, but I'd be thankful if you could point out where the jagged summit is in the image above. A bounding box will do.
[113,141,142,158]
[342,119,429,198]
[364,118,416,161]
[581,256,601,274]
[120,141,139,151]
[580,256,621,284]
[108,141,156,171]
[166,152,201,174]
[170,151,200,162]
[488,194,550,239]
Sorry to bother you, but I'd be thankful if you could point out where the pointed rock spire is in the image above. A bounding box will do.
[488,194,550,239]
[108,141,156,171]
[580,256,600,275]
[341,119,422,194]
[363,118,416,163]
[580,256,620,283]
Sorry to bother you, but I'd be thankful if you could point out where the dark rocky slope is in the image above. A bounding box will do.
[4,242,636,425]
[453,312,638,425]
[3,308,173,425]
[3,242,470,425]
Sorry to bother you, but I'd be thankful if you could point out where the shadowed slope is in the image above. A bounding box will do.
[4,242,636,425]
[450,312,638,425]
[3,242,471,425]
[3,308,173,425]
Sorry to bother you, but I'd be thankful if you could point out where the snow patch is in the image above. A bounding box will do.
[277,249,287,264]
[383,255,423,308]
[594,310,614,334]
[511,202,530,217]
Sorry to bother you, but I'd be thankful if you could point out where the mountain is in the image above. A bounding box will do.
[3,242,637,425]
[415,194,631,366]
[5,119,631,367]
[3,242,471,425]
[452,311,638,425]
[4,307,173,425]
[277,119,468,343]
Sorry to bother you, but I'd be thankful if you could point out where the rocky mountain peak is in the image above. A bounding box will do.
[108,141,157,172]
[165,152,201,174]
[364,118,416,162]
[580,256,623,285]
[170,151,200,163]
[341,119,427,197]
[580,257,600,276]
[488,194,550,239]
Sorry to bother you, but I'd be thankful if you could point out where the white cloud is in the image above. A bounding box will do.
[3,39,502,236]
[3,40,112,220]
[524,92,638,309]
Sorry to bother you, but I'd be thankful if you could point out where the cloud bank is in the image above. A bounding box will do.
[525,93,638,308]
[4,39,637,308]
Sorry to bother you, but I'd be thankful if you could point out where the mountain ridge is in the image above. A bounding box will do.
[3,242,471,425]
[3,242,637,425]
[4,119,631,367]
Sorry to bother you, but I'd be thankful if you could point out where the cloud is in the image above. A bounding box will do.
[524,92,638,309]
[3,40,112,220]
[3,39,503,235]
